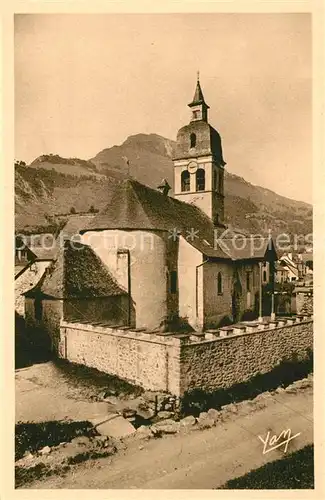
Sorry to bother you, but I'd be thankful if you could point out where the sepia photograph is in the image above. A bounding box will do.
[13,11,315,490]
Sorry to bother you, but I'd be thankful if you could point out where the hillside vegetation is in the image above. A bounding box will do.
[15,134,312,239]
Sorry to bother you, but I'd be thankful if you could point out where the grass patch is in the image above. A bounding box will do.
[180,350,313,417]
[15,463,71,488]
[66,448,115,465]
[221,444,314,489]
[15,420,97,461]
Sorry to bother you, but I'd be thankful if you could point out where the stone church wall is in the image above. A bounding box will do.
[178,237,203,329]
[63,296,129,326]
[203,260,233,327]
[80,229,177,330]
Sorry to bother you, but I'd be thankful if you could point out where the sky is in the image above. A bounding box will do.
[15,13,312,203]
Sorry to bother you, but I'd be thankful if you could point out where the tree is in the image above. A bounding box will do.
[70,206,76,214]
[89,205,96,213]
[14,160,26,167]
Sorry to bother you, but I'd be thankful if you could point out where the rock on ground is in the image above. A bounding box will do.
[93,415,136,438]
[152,419,180,434]
[180,415,196,428]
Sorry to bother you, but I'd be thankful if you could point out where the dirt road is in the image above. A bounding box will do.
[25,388,313,489]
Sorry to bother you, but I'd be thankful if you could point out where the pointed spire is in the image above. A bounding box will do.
[188,74,210,112]
[188,72,209,108]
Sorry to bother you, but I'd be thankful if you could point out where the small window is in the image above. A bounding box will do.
[246,272,251,292]
[196,168,205,191]
[34,299,43,321]
[192,110,200,120]
[190,133,196,148]
[217,272,223,295]
[170,271,177,294]
[181,170,190,192]
[263,270,267,282]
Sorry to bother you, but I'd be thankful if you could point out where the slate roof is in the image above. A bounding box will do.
[188,80,209,108]
[24,240,126,299]
[300,252,313,263]
[275,263,288,272]
[25,215,97,261]
[80,178,277,262]
[219,234,278,261]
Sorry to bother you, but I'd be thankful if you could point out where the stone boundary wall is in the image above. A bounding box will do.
[59,321,181,395]
[60,315,313,397]
[179,317,313,395]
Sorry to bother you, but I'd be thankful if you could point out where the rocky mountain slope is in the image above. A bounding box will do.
[15,134,312,239]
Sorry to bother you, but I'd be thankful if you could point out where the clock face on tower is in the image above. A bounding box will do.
[187,161,198,174]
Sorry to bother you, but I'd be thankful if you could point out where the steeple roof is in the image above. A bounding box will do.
[188,78,209,108]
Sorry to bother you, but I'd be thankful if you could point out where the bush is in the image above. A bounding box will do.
[221,445,314,489]
[241,309,258,321]
[15,420,97,461]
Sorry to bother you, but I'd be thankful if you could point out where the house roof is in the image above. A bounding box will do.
[300,252,313,263]
[279,257,299,276]
[24,240,126,299]
[218,235,278,261]
[24,215,97,261]
[15,236,38,261]
[275,263,288,272]
[79,178,277,262]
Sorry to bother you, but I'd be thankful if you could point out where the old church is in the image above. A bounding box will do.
[25,77,277,351]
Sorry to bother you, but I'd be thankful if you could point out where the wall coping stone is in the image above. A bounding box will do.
[60,320,182,347]
[181,318,313,346]
[61,315,313,348]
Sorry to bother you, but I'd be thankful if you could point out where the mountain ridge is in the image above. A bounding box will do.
[15,133,312,240]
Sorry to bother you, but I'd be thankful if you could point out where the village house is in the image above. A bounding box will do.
[15,235,56,316]
[24,77,278,352]
[292,280,313,315]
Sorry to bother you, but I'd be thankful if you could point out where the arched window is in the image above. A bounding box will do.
[217,272,223,295]
[263,270,267,282]
[190,133,196,148]
[181,170,190,192]
[196,168,205,191]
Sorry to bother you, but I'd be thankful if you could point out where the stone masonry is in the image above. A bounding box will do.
[59,315,313,397]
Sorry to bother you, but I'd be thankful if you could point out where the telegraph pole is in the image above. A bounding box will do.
[271,260,275,320]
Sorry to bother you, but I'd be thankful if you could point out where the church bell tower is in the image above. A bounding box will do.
[172,75,226,226]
